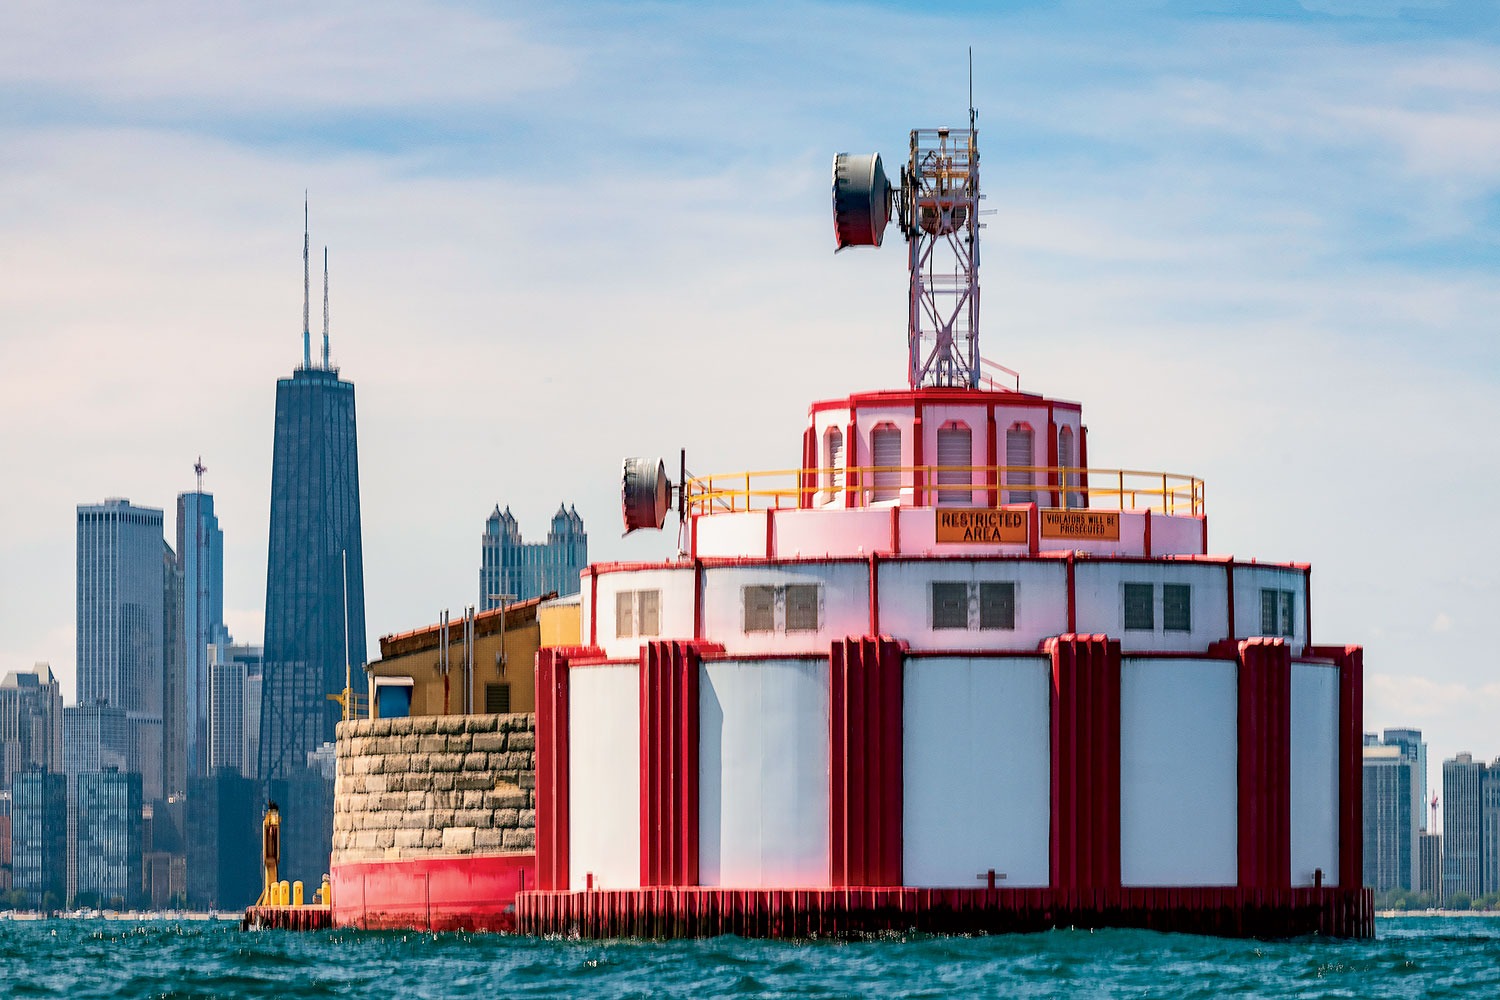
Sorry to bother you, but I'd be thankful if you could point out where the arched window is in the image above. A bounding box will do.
[1058,425,1078,507]
[935,421,973,506]
[870,423,902,502]
[823,426,843,501]
[1005,423,1034,504]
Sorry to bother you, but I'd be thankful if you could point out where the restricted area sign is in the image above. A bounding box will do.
[1040,509,1120,541]
[935,508,1029,544]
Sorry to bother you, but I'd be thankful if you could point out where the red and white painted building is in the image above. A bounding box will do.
[513,117,1372,939]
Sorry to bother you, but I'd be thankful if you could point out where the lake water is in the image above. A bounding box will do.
[0,914,1495,998]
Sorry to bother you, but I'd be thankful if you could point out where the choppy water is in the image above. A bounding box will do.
[0,916,1495,999]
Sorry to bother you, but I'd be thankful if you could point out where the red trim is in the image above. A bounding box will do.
[588,568,598,647]
[801,426,815,510]
[1303,566,1313,651]
[1078,426,1090,509]
[1201,514,1209,554]
[986,404,999,507]
[1046,413,1059,507]
[844,418,858,509]
[1028,503,1039,557]
[1143,509,1152,559]
[912,410,924,507]
[765,509,775,559]
[1225,563,1236,640]
[1046,634,1121,891]
[868,556,880,635]
[586,553,1298,575]
[1308,644,1364,890]
[807,387,1074,413]
[829,636,905,887]
[331,853,534,932]
[639,641,717,887]
[692,560,703,640]
[888,506,899,553]
[1065,553,1077,634]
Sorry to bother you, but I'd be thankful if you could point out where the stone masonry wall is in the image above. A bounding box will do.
[332,713,536,865]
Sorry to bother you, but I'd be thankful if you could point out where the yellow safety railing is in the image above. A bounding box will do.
[685,465,1204,517]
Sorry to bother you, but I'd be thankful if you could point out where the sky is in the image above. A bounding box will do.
[1,1,1497,816]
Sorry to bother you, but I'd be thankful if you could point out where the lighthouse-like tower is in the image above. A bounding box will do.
[513,112,1372,940]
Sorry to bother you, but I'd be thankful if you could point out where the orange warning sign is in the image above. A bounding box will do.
[935,508,1029,544]
[1040,509,1120,541]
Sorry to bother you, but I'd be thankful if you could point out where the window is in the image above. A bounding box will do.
[485,683,511,714]
[824,427,843,496]
[932,582,968,629]
[743,584,821,634]
[785,584,819,632]
[744,585,776,633]
[979,582,1016,630]
[1005,423,1034,504]
[1123,583,1154,631]
[929,581,1017,631]
[1163,584,1191,632]
[615,589,662,638]
[1261,588,1295,637]
[936,423,973,506]
[871,424,902,502]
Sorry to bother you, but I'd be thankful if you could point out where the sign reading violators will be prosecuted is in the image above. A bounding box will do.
[1039,509,1120,541]
[935,508,1029,544]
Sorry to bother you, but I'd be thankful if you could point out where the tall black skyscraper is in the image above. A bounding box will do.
[259,207,365,878]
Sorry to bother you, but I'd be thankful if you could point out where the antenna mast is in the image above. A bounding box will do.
[193,456,207,493]
[322,247,330,369]
[301,194,311,369]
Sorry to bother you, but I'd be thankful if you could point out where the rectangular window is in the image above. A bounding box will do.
[615,590,634,638]
[1261,588,1295,637]
[744,586,776,633]
[979,582,1016,630]
[485,683,511,714]
[638,589,661,637]
[1123,583,1154,631]
[615,589,661,638]
[784,584,820,632]
[932,582,968,630]
[1162,583,1191,632]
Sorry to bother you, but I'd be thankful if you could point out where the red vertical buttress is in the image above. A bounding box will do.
[829,636,906,887]
[1216,637,1291,890]
[535,647,589,891]
[1309,644,1364,890]
[1046,634,1121,891]
[639,640,720,887]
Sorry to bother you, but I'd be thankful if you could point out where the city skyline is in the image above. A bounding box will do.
[2,1,1500,794]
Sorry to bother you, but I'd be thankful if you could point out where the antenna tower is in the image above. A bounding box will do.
[832,68,984,388]
[194,456,207,493]
[302,195,311,369]
[322,247,330,369]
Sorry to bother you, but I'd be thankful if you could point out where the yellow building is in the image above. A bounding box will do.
[367,594,581,718]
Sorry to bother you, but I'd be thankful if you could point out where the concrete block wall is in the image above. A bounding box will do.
[332,713,536,864]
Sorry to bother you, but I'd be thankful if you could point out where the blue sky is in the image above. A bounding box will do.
[1,1,1497,810]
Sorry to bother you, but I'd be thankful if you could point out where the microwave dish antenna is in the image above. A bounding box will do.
[832,102,983,390]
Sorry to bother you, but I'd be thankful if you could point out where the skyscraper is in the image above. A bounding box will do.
[206,643,263,776]
[74,769,144,909]
[10,771,66,910]
[177,477,230,785]
[1383,727,1429,832]
[259,208,365,874]
[76,498,168,800]
[1363,734,1421,892]
[1442,752,1485,902]
[0,665,62,791]
[480,504,587,608]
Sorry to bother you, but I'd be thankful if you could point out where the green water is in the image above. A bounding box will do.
[0,916,1495,998]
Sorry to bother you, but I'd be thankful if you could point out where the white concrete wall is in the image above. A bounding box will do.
[903,656,1051,887]
[772,509,890,559]
[1119,657,1238,886]
[699,658,829,888]
[592,567,696,659]
[568,663,641,891]
[877,559,1068,651]
[700,563,869,656]
[1149,514,1205,556]
[1290,661,1340,886]
[693,511,769,560]
[1232,565,1308,648]
[1073,561,1229,652]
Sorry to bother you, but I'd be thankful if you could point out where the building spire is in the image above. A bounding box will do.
[193,456,207,493]
[302,193,311,369]
[322,246,330,369]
